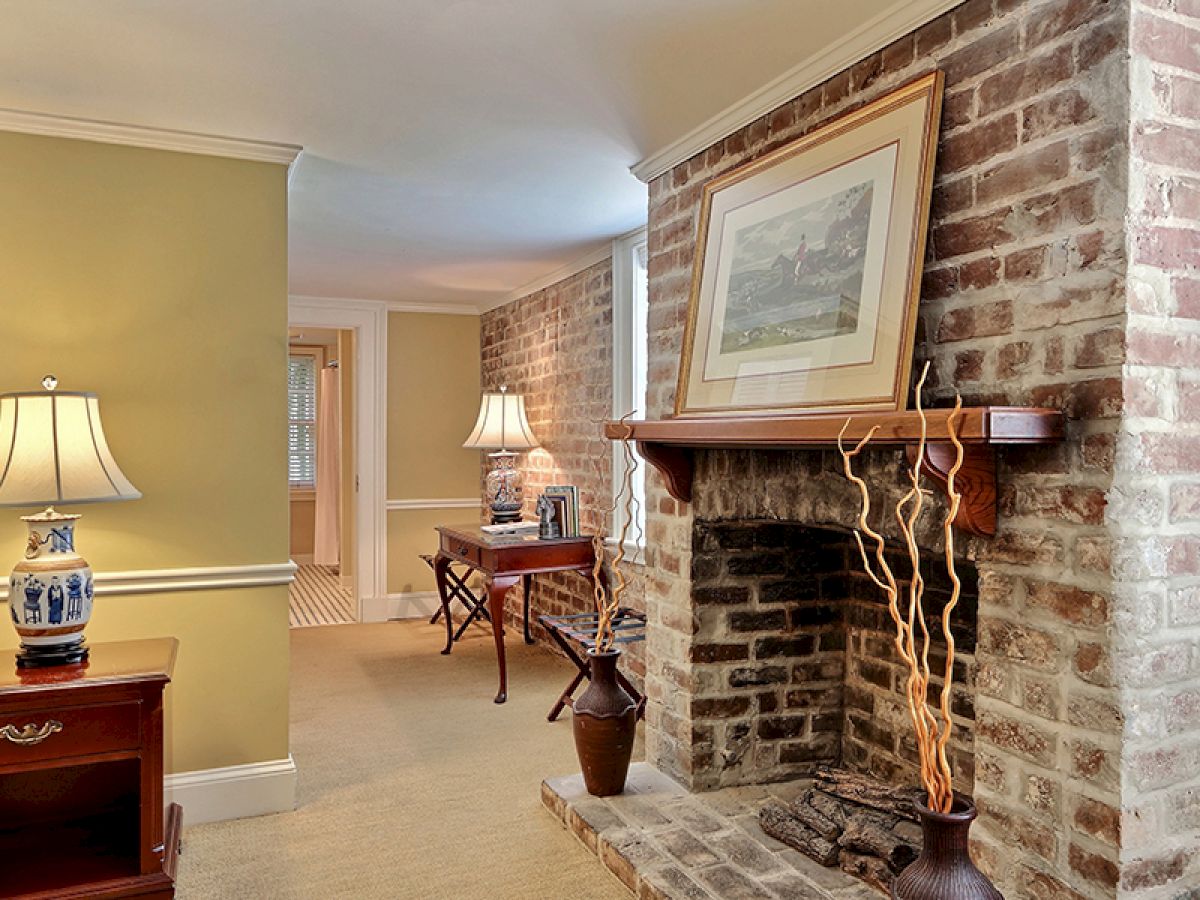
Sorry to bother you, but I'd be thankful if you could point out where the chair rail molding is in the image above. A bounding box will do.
[386,498,481,511]
[0,561,297,602]
[0,106,301,165]
[630,0,964,181]
[289,295,389,622]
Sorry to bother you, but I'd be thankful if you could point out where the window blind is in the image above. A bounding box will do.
[288,355,318,487]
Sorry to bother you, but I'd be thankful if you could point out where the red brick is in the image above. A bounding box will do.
[936,300,1013,342]
[955,349,985,382]
[1176,276,1200,319]
[1074,796,1121,846]
[1073,327,1125,368]
[1079,16,1124,71]
[1018,867,1088,900]
[1025,581,1110,626]
[881,34,915,72]
[942,89,974,131]
[1003,246,1046,282]
[939,114,1019,173]
[914,14,952,58]
[1137,121,1200,169]
[1121,849,1193,892]
[1128,329,1200,367]
[1023,89,1096,143]
[978,46,1073,117]
[977,531,1064,565]
[1134,12,1200,73]
[977,140,1070,204]
[976,710,1056,765]
[931,175,974,219]
[932,209,1014,258]
[959,257,1000,290]
[997,340,1033,379]
[1069,844,1119,890]
[1081,432,1115,472]
[942,22,1020,83]
[1010,485,1107,525]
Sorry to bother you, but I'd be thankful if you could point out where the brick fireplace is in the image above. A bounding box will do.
[688,513,979,796]
[488,0,1200,895]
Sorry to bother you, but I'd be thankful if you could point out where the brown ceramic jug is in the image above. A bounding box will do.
[572,648,638,796]
[892,794,1003,899]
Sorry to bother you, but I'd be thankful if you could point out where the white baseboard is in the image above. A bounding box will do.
[165,755,297,825]
[363,591,443,622]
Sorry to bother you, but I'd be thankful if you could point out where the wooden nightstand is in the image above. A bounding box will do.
[0,638,181,899]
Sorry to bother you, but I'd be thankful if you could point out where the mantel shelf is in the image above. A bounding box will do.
[602,407,1065,537]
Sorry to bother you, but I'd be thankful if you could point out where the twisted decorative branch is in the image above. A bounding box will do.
[838,363,965,814]
[592,413,640,653]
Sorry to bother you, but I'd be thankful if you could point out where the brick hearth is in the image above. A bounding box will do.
[543,764,879,900]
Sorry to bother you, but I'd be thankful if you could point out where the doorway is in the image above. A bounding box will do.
[288,327,356,626]
[287,297,388,624]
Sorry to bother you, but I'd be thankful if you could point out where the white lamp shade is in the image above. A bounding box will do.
[0,390,141,508]
[462,392,538,451]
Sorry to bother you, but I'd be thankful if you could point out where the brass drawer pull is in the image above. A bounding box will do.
[456,544,469,556]
[1,720,64,746]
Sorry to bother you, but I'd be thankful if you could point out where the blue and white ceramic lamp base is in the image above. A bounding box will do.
[9,508,93,667]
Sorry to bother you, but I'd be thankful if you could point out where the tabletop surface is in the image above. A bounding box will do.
[437,523,598,548]
[0,637,178,694]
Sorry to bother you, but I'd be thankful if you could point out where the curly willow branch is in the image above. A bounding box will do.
[838,362,965,814]
[592,412,639,653]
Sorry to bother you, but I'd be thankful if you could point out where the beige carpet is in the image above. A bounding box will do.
[176,621,634,899]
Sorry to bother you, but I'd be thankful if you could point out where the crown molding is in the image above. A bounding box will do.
[0,107,301,165]
[630,0,963,182]
[480,242,614,314]
[289,294,480,316]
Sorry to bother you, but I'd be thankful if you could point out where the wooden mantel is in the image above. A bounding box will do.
[603,407,1065,537]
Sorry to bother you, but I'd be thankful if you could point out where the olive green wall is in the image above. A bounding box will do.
[386,312,481,594]
[0,130,290,774]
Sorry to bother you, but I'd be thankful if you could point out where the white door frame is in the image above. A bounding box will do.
[288,295,388,621]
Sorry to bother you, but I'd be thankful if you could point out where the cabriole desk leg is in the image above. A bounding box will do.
[488,574,519,703]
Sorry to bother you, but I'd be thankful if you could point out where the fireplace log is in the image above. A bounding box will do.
[760,803,840,866]
[787,789,842,839]
[839,849,896,893]
[839,814,919,871]
[814,768,922,821]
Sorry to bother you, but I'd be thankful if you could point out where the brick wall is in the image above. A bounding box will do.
[639,1,1133,898]
[480,260,616,629]
[689,517,978,793]
[480,261,648,683]
[1115,2,1200,894]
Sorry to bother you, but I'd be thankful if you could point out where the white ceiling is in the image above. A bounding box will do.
[0,0,908,310]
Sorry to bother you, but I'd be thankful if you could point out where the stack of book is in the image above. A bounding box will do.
[543,484,580,537]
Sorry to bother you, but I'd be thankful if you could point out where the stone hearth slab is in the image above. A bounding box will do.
[542,763,883,899]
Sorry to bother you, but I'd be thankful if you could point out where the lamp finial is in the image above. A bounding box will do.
[41,374,57,391]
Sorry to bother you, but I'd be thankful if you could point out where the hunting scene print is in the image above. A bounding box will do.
[720,179,873,354]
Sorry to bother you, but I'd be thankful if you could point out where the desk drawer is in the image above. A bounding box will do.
[442,535,481,567]
[0,701,141,765]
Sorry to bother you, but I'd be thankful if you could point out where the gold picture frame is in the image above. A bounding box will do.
[675,71,944,418]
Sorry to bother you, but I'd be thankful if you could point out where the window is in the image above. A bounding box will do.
[288,352,319,488]
[611,228,649,554]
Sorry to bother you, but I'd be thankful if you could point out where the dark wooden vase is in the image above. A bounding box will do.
[572,648,638,797]
[892,794,1003,899]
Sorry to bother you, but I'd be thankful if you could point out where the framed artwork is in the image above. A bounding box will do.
[675,71,944,418]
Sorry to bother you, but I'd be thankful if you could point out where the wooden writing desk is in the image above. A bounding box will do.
[0,638,181,898]
[433,524,603,704]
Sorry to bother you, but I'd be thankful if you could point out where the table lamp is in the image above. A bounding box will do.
[0,377,141,667]
[462,386,539,523]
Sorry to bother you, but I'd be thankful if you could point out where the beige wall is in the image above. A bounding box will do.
[0,130,290,774]
[386,313,481,594]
